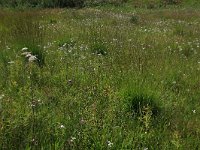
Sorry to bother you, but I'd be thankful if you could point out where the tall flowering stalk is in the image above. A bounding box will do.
[21,48,38,147]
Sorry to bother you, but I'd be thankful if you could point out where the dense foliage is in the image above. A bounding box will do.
[0,0,129,8]
[0,0,194,8]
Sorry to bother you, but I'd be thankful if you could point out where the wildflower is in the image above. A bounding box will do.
[31,138,38,145]
[8,61,15,64]
[28,55,37,62]
[6,46,10,50]
[172,81,176,84]
[70,137,76,142]
[107,141,113,147]
[21,52,31,56]
[26,53,32,58]
[60,125,65,128]
[192,110,196,114]
[21,47,28,51]
[80,118,85,124]
[30,103,36,107]
[0,94,4,100]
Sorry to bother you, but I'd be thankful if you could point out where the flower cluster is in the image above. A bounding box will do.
[21,47,37,62]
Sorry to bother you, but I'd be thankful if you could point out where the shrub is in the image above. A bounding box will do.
[0,0,85,8]
[83,0,128,7]
[42,0,85,8]
[162,0,182,5]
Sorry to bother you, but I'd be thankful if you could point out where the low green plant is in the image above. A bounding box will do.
[58,37,76,49]
[130,14,140,24]
[91,42,108,56]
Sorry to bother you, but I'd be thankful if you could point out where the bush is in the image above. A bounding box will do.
[162,0,182,5]
[44,0,85,8]
[0,0,85,8]
[78,0,128,6]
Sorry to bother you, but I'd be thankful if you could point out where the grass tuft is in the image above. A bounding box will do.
[91,42,108,56]
[122,89,160,118]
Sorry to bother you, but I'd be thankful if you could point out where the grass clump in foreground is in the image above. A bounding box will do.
[1,3,200,149]
[91,42,108,56]
[122,89,160,117]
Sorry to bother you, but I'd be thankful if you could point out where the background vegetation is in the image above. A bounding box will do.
[0,0,199,8]
[0,0,200,149]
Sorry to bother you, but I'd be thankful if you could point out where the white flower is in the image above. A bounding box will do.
[31,138,35,142]
[30,104,35,107]
[60,125,65,128]
[6,46,10,50]
[107,141,113,147]
[21,52,31,56]
[71,137,76,140]
[192,110,196,114]
[0,94,5,100]
[8,61,15,64]
[70,136,76,142]
[28,55,37,62]
[172,81,176,84]
[21,47,28,51]
[26,53,32,58]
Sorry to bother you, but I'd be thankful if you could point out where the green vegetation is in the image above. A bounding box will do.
[0,0,128,8]
[0,1,200,149]
[0,0,199,8]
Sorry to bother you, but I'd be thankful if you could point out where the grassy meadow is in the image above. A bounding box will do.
[0,2,200,149]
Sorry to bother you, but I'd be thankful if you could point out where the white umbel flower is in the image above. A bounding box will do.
[21,52,31,56]
[26,53,32,58]
[8,61,15,64]
[28,55,37,62]
[21,47,28,51]
[107,141,113,147]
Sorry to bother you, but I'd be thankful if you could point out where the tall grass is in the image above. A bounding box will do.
[0,5,200,149]
[0,0,199,9]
